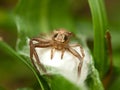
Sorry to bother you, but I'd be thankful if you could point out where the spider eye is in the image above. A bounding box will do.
[54,33,58,38]
[64,35,68,41]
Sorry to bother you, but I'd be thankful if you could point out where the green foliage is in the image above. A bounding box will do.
[48,0,75,31]
[0,9,15,29]
[88,0,109,78]
[0,41,46,90]
[86,67,104,90]
[0,0,113,90]
[43,75,80,90]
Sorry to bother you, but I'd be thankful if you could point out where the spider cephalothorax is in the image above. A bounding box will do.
[29,28,85,76]
[52,29,72,43]
[51,29,72,50]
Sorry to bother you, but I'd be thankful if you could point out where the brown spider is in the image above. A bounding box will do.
[29,28,85,76]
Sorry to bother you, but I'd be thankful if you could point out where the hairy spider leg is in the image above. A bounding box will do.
[51,48,66,60]
[61,48,66,59]
[29,38,51,72]
[70,44,85,58]
[51,48,56,59]
[67,46,84,77]
[32,38,50,43]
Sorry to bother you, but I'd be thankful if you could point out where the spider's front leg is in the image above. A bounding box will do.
[50,48,66,60]
[51,47,55,59]
[67,46,84,77]
[61,48,65,59]
[29,38,52,72]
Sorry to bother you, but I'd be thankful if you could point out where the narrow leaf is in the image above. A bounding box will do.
[0,41,47,90]
[88,0,109,78]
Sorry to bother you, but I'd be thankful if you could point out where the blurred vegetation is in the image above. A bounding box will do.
[0,0,120,90]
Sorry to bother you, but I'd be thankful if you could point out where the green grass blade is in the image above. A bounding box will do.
[0,41,47,90]
[88,0,109,78]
